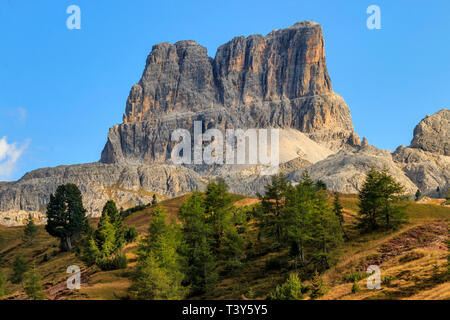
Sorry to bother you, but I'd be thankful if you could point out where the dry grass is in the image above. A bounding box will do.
[1,193,448,300]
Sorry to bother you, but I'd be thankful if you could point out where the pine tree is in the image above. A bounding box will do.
[23,215,38,245]
[45,184,89,251]
[415,189,422,201]
[352,280,360,294]
[81,236,101,266]
[358,168,407,232]
[284,174,343,273]
[132,206,186,299]
[179,192,217,295]
[101,200,125,250]
[131,253,183,300]
[151,194,158,206]
[24,265,45,300]
[11,254,28,284]
[205,178,233,251]
[94,213,117,259]
[257,173,290,244]
[310,270,326,299]
[333,193,348,240]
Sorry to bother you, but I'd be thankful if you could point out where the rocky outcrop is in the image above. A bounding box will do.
[410,109,449,156]
[101,21,359,165]
[288,146,418,194]
[393,146,450,197]
[0,163,205,226]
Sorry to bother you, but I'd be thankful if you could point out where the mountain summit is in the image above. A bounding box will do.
[101,21,360,165]
[0,22,448,226]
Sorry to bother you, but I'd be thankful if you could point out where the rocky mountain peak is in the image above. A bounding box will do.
[123,21,333,124]
[410,108,449,156]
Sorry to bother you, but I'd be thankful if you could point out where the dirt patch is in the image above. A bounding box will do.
[234,198,260,207]
[366,222,448,266]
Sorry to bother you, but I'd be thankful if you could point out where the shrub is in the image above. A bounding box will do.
[97,254,127,271]
[125,226,138,243]
[342,270,368,283]
[269,273,304,300]
[351,280,360,294]
[382,275,395,286]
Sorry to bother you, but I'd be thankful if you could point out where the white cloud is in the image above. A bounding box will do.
[17,107,27,123]
[0,137,30,180]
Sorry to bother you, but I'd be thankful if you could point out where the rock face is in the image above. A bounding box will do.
[0,163,205,225]
[0,21,448,226]
[410,109,449,156]
[101,21,359,165]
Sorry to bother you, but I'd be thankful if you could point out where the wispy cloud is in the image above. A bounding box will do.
[17,107,27,123]
[0,137,30,180]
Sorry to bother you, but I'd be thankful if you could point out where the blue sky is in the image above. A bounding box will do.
[1,0,449,181]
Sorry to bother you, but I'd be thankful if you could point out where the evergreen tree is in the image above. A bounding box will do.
[22,214,38,245]
[179,192,217,295]
[124,226,138,243]
[131,253,183,300]
[24,265,45,300]
[310,270,326,299]
[205,179,233,251]
[284,173,343,273]
[94,212,117,259]
[45,184,89,251]
[315,180,327,191]
[220,226,246,273]
[151,194,158,206]
[101,200,125,250]
[333,193,348,240]
[415,189,422,201]
[11,254,28,284]
[132,206,186,299]
[269,273,304,300]
[358,168,407,232]
[81,236,101,266]
[0,269,6,298]
[352,280,360,293]
[257,173,290,244]
[445,189,450,205]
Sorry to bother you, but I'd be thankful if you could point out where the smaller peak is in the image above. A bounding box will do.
[175,40,202,48]
[288,21,319,29]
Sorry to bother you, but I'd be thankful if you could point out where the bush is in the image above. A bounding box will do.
[269,273,304,300]
[351,280,360,294]
[97,254,128,271]
[125,226,138,243]
[342,270,368,283]
[382,275,395,286]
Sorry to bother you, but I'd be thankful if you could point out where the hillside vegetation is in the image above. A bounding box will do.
[0,190,448,300]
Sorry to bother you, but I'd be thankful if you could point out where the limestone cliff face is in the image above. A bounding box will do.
[0,163,205,226]
[101,21,358,165]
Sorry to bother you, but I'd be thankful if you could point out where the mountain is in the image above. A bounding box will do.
[0,22,448,226]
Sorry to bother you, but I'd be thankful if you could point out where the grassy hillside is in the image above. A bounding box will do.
[0,194,448,300]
